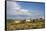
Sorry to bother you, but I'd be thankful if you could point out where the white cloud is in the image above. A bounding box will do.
[7,1,44,19]
[7,1,32,15]
[7,1,21,10]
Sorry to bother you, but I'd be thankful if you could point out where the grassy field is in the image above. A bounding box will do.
[6,18,45,31]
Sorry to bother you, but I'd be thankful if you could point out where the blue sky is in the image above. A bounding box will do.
[7,1,45,19]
